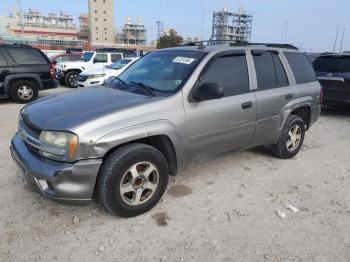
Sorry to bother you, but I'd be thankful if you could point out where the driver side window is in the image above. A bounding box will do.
[201,53,250,97]
[94,54,108,63]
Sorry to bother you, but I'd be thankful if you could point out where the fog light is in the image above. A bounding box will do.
[37,179,49,191]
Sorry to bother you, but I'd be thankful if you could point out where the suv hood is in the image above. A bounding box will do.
[80,68,118,76]
[21,87,153,131]
[58,61,88,70]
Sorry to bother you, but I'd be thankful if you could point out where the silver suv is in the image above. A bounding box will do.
[10,42,321,217]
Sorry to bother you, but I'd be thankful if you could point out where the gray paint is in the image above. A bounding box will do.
[11,44,321,203]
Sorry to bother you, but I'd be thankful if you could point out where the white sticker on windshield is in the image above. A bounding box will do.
[173,56,196,64]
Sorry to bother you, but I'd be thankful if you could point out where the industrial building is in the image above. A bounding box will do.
[118,17,147,46]
[211,7,253,43]
[0,9,84,48]
[88,0,116,46]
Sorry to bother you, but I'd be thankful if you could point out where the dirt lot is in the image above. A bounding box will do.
[0,87,349,262]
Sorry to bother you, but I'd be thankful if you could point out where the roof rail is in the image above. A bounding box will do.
[180,40,299,50]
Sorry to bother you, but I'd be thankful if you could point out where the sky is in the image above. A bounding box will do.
[0,0,349,52]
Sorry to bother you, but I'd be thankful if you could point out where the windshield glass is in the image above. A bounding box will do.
[114,50,205,93]
[107,59,132,70]
[80,52,94,62]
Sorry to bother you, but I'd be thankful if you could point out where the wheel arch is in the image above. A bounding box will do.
[4,74,42,93]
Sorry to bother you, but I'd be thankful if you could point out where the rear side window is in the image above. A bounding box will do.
[0,53,7,66]
[272,53,289,87]
[202,53,249,97]
[313,56,350,72]
[253,51,277,90]
[284,52,316,84]
[7,48,47,65]
[111,53,122,62]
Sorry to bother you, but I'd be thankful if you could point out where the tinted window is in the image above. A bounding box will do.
[94,53,108,63]
[0,53,7,66]
[272,53,289,87]
[284,52,316,84]
[111,54,122,62]
[80,52,94,62]
[313,56,350,72]
[7,48,47,65]
[201,54,249,97]
[253,51,277,90]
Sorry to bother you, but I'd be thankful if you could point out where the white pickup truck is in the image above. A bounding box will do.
[56,51,124,87]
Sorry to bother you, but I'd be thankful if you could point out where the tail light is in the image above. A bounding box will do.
[50,64,55,80]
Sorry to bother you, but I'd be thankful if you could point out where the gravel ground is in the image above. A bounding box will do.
[0,87,349,262]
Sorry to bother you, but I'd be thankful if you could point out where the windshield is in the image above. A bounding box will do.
[107,59,132,70]
[113,50,205,94]
[80,52,94,62]
[313,56,350,72]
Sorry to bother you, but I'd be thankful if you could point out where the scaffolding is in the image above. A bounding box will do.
[210,7,253,44]
[78,13,89,41]
[119,17,147,46]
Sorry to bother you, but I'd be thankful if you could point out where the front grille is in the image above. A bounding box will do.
[19,119,42,154]
[77,75,88,82]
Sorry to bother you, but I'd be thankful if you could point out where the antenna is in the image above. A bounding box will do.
[333,27,339,53]
[199,2,205,41]
[339,28,346,53]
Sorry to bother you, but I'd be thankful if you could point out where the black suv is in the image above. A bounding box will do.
[313,54,350,106]
[0,44,57,103]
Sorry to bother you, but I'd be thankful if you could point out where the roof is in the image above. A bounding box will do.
[156,41,300,54]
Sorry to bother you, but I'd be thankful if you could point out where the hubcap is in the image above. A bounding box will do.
[119,162,159,206]
[17,85,33,100]
[286,125,302,151]
[69,74,78,86]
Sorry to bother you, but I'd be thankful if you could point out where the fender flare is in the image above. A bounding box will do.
[92,120,188,171]
[4,74,43,93]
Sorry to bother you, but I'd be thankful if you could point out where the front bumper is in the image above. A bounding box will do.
[10,133,102,205]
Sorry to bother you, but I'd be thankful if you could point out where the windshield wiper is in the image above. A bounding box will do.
[130,81,156,97]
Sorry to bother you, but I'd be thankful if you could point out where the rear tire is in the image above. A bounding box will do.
[10,80,38,104]
[271,115,305,159]
[97,143,169,217]
[65,71,79,88]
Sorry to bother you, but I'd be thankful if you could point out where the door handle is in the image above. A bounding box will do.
[285,94,293,100]
[242,101,253,109]
[1,70,10,74]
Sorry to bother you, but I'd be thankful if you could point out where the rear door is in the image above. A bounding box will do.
[0,50,9,95]
[184,50,257,156]
[250,50,295,145]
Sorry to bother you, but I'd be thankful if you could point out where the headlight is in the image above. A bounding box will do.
[88,73,106,79]
[39,131,78,162]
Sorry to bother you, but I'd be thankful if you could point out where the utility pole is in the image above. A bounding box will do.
[199,2,205,41]
[339,28,346,53]
[333,27,339,53]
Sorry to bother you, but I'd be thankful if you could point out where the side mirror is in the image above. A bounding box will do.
[193,82,224,102]
[93,58,98,63]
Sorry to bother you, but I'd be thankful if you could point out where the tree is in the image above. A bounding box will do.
[157,29,184,49]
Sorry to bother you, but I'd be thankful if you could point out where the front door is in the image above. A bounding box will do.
[184,51,257,158]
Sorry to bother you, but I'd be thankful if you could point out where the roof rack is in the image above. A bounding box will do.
[180,40,299,50]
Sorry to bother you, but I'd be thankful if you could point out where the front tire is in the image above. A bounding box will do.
[10,80,38,103]
[97,143,169,217]
[271,115,305,159]
[65,71,79,88]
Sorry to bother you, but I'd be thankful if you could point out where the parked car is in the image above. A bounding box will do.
[313,54,350,106]
[50,53,82,67]
[77,57,139,88]
[10,42,321,217]
[0,44,57,103]
[56,51,124,88]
